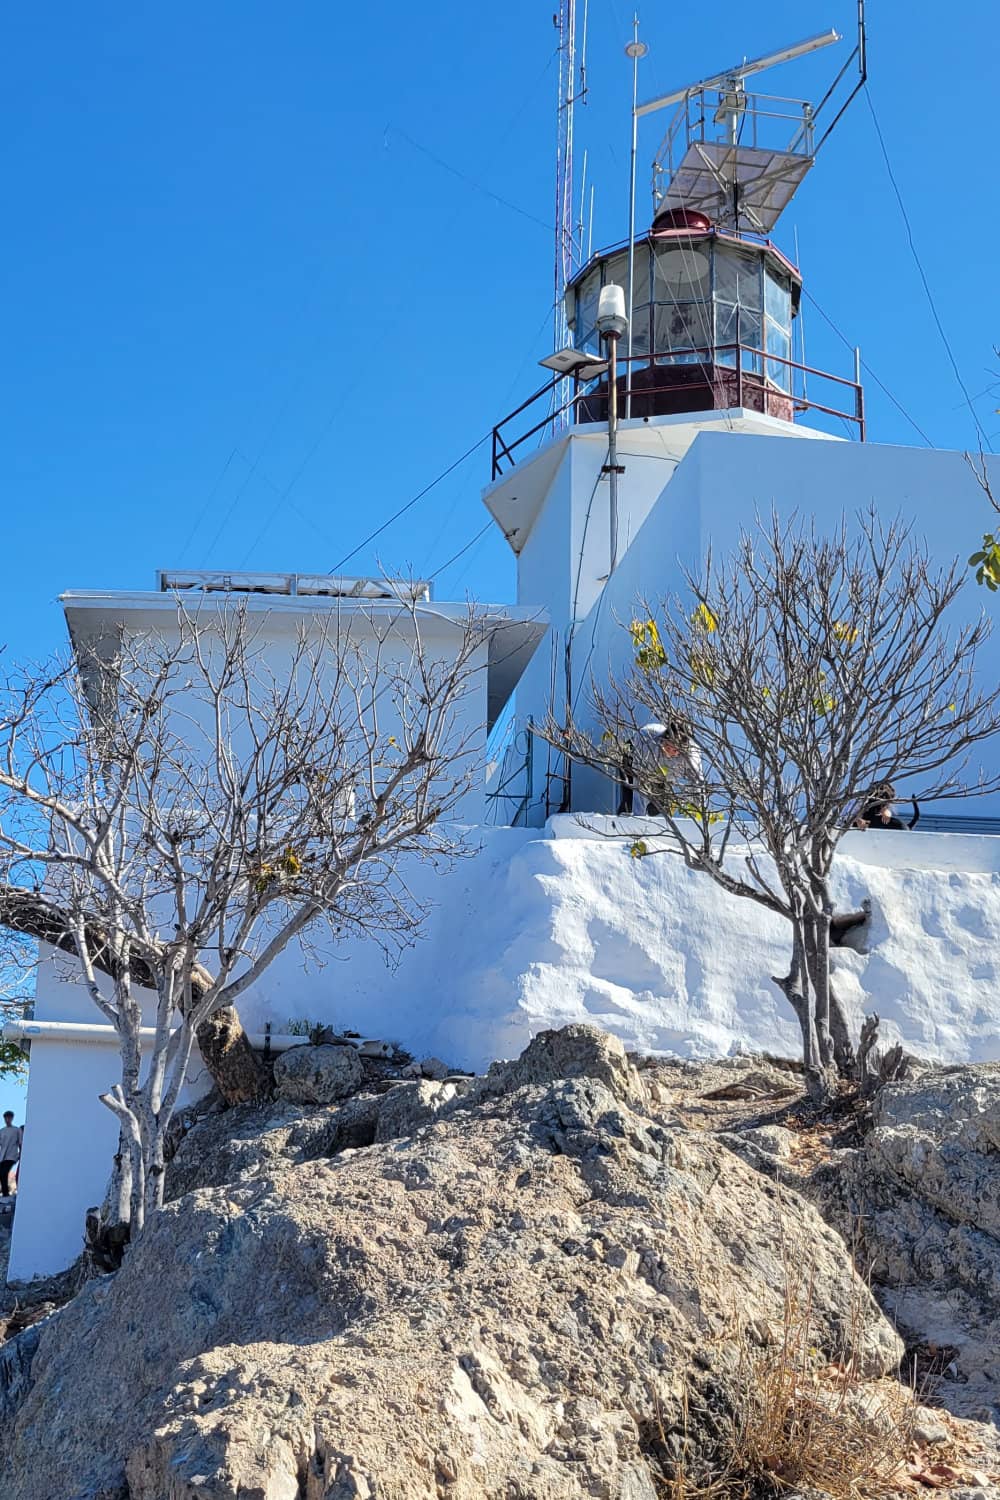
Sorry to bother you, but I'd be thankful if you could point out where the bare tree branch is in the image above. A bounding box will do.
[0,595,490,1241]
[544,510,1000,1099]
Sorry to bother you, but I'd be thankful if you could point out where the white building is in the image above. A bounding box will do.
[6,575,546,1280]
[9,17,1000,1281]
[486,412,1000,826]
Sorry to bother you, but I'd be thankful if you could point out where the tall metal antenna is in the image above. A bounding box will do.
[553,0,586,426]
[553,0,577,354]
[625,17,649,418]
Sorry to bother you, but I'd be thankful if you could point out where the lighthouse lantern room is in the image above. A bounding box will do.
[567,16,868,431]
[567,209,802,425]
[490,8,869,478]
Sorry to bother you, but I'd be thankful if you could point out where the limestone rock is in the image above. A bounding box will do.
[478,1022,649,1110]
[402,1055,451,1081]
[273,1042,364,1105]
[716,1124,797,1181]
[813,1064,1000,1422]
[913,1405,950,1446]
[165,1092,385,1201]
[373,1078,458,1142]
[1,1027,902,1499]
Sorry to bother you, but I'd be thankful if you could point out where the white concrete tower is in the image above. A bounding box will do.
[483,18,878,824]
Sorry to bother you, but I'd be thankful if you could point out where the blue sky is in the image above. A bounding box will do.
[2,0,998,673]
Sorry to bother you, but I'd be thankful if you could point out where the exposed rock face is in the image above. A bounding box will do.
[0,1027,901,1499]
[815,1064,1000,1422]
[273,1042,364,1105]
[480,1022,651,1109]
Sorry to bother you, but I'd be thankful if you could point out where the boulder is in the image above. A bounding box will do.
[374,1079,460,1142]
[272,1042,364,1105]
[400,1055,451,1081]
[166,1092,385,1201]
[734,1124,795,1159]
[478,1023,650,1110]
[813,1064,1000,1422]
[1,1027,902,1499]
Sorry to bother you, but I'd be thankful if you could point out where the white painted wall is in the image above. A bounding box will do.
[16,812,1000,1282]
[67,596,494,825]
[558,426,1000,816]
[495,411,839,821]
[10,946,212,1282]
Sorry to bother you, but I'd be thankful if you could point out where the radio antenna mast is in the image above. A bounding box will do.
[553,0,587,425]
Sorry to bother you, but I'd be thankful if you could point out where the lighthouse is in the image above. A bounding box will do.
[482,9,1000,828]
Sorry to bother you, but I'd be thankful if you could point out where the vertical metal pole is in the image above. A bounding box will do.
[854,345,865,440]
[553,0,578,428]
[794,225,807,409]
[578,148,588,258]
[608,335,620,573]
[625,19,646,419]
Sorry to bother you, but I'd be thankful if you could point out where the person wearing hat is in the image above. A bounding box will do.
[640,716,703,817]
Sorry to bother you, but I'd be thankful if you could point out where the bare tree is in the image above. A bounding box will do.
[550,513,1000,1098]
[967,452,1000,590]
[0,596,490,1239]
[0,927,32,1081]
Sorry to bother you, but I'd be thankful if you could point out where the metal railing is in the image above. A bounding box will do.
[491,344,865,481]
[915,815,1000,836]
[484,716,534,827]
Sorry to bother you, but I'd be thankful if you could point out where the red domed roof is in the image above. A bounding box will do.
[652,205,713,233]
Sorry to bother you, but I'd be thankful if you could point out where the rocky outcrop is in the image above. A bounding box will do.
[273,1042,365,1104]
[814,1063,1000,1423]
[479,1021,652,1109]
[0,1027,903,1499]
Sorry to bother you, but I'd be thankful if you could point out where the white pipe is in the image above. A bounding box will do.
[1,1019,381,1053]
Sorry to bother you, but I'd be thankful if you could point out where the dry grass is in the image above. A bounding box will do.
[729,1271,915,1499]
[651,1267,918,1500]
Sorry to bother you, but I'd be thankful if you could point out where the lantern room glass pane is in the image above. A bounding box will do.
[714,247,762,309]
[630,304,651,357]
[574,267,602,353]
[766,322,791,388]
[618,245,652,364]
[715,300,737,363]
[603,252,628,293]
[654,243,712,299]
[740,308,763,373]
[654,302,711,361]
[765,267,791,331]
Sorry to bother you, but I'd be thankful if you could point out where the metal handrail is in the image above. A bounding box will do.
[485,716,534,827]
[491,343,865,479]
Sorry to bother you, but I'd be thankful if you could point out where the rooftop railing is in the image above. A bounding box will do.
[491,344,865,481]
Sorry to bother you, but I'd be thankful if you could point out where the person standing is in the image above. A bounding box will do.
[0,1110,23,1197]
[616,740,636,816]
[640,717,703,817]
